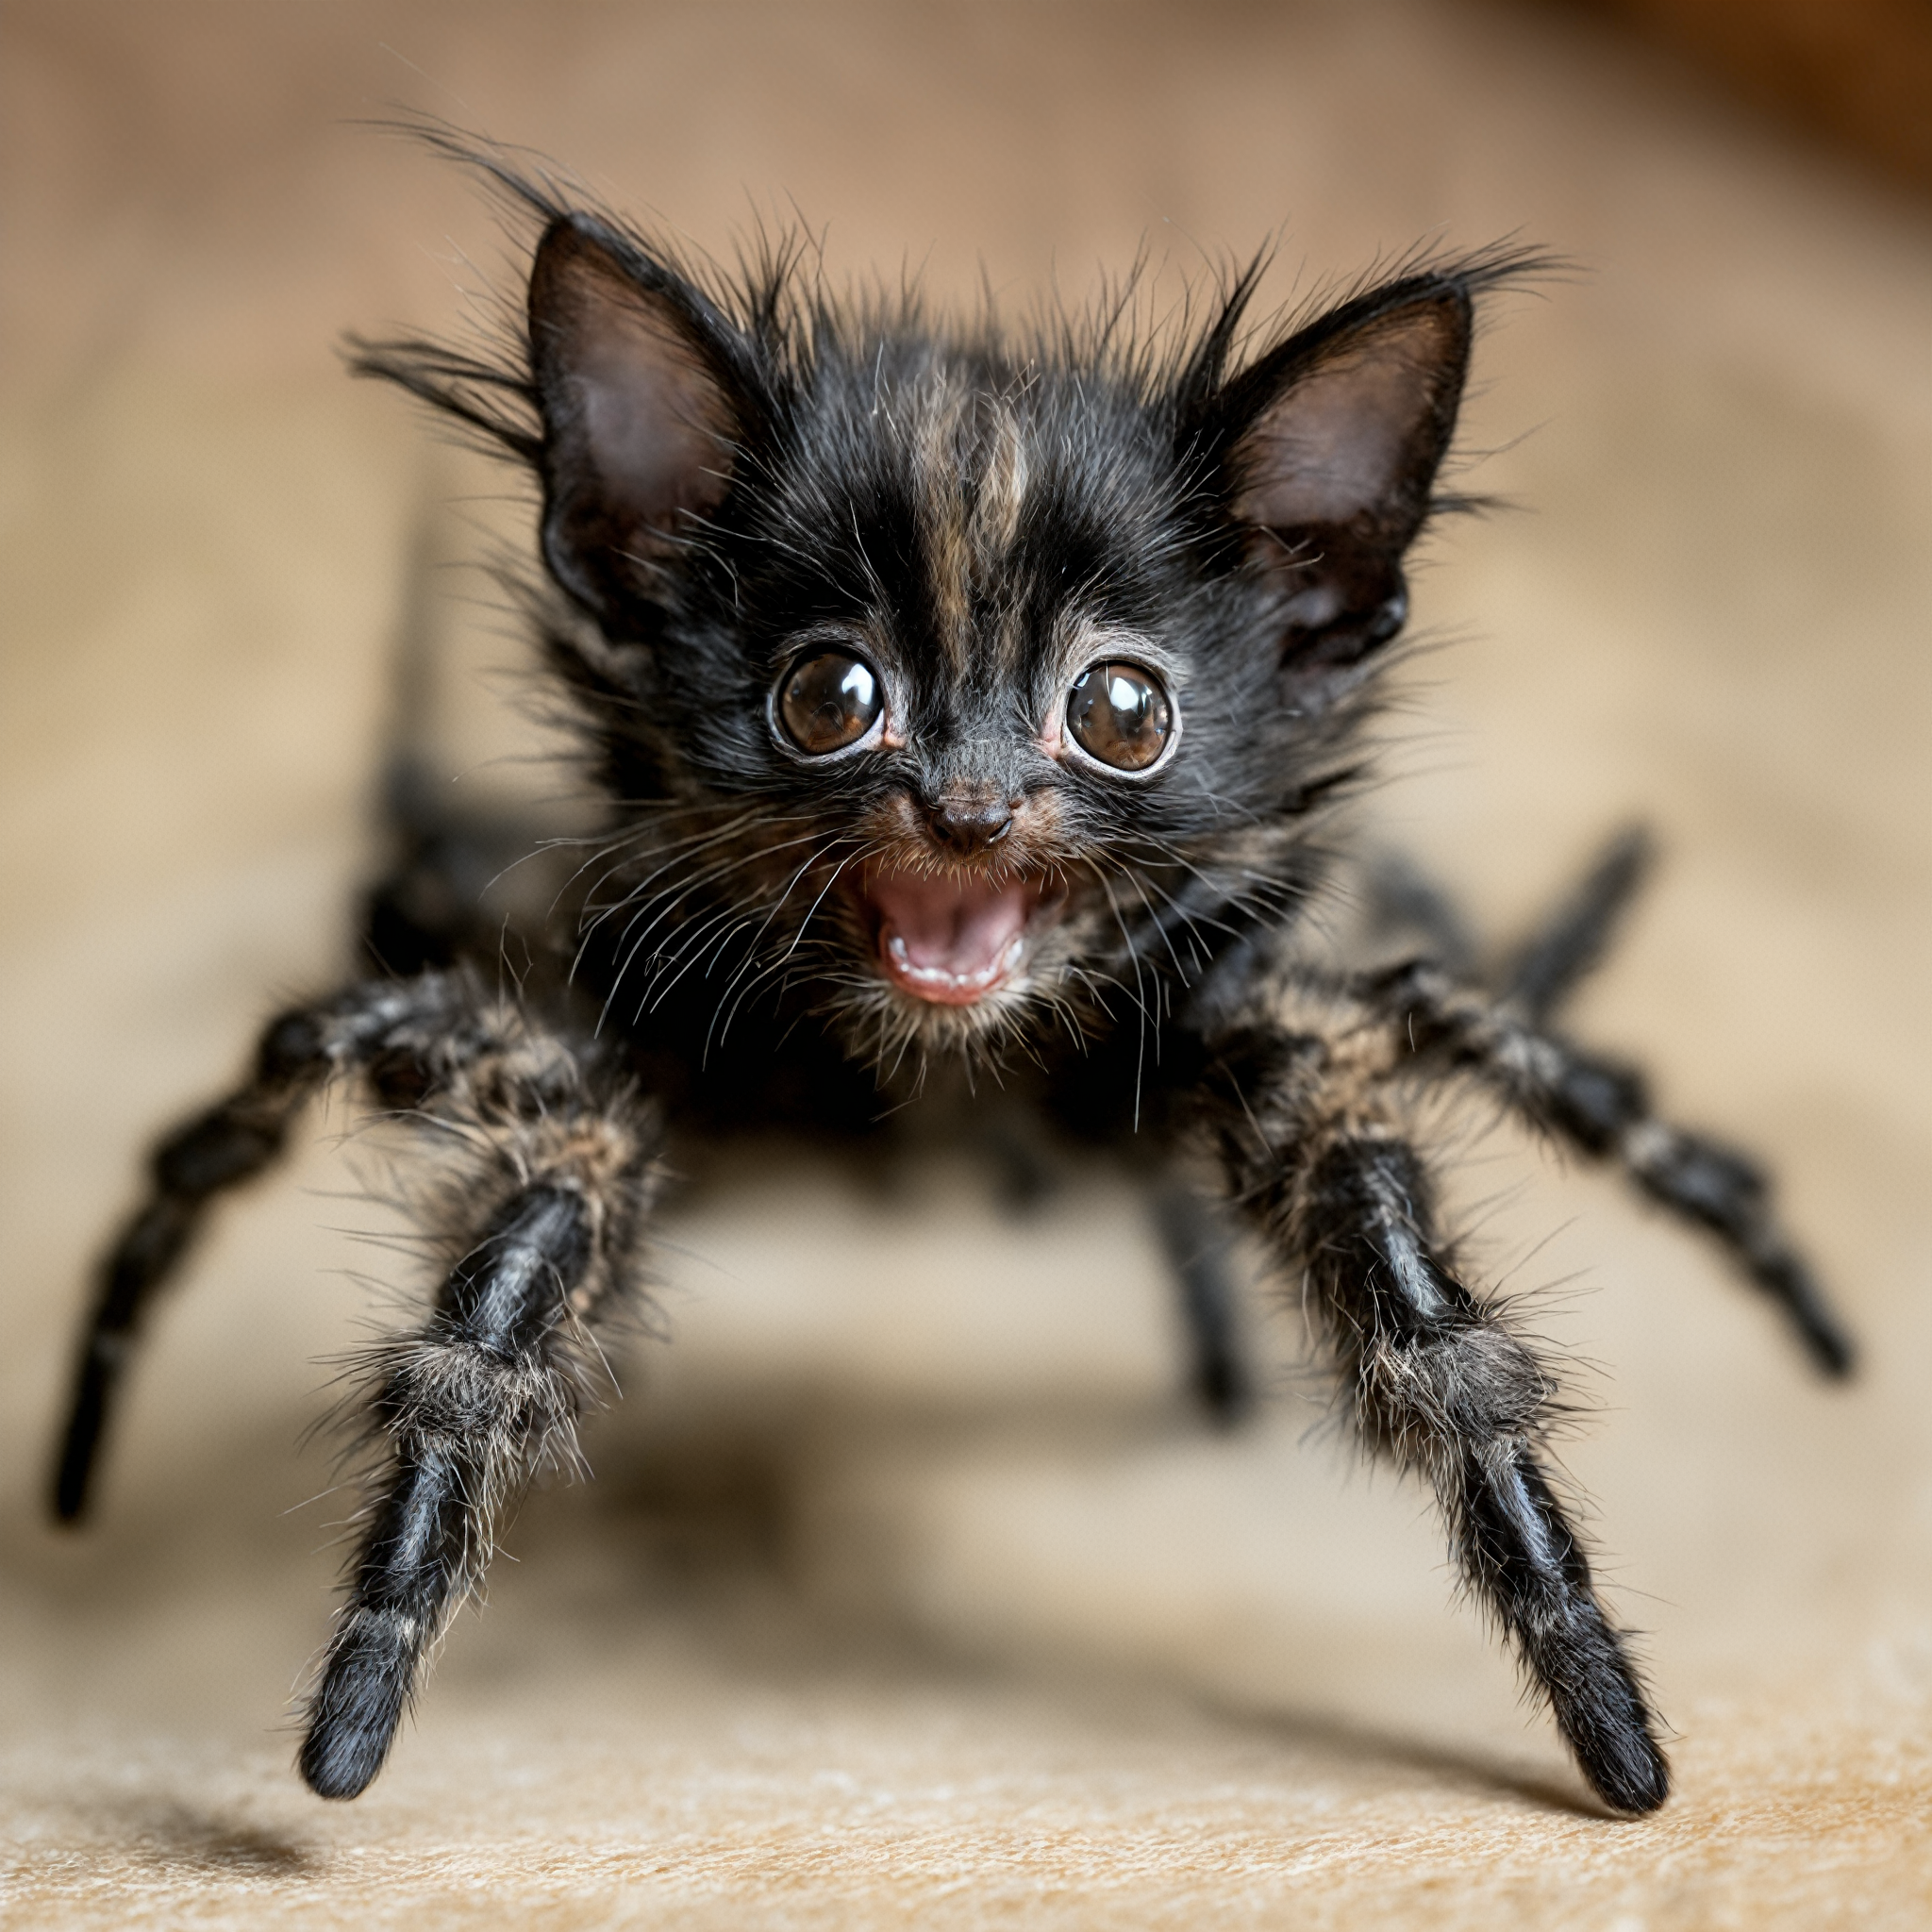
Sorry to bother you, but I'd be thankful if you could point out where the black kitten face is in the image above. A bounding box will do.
[725,351,1217,1034]
[368,187,1520,1070]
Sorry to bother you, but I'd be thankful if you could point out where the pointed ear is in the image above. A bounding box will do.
[527,217,743,621]
[1220,283,1473,668]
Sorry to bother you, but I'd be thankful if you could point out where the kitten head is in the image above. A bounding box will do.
[359,155,1527,1074]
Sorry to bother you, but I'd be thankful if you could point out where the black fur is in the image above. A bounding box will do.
[49,133,1851,1815]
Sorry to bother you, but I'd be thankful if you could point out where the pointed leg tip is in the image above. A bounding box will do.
[299,1619,414,1801]
[51,1441,97,1524]
[1755,1256,1856,1379]
[1599,1770,1671,1818]
[298,1707,397,1802]
[1604,823,1658,876]
[1785,1288,1856,1378]
[1810,1325,1857,1380]
[1550,1647,1672,1818]
[299,1740,382,1802]
[1584,1736,1672,1817]
[1194,1360,1253,1428]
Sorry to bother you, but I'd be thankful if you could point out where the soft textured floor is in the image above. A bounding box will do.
[5,3,1932,1925]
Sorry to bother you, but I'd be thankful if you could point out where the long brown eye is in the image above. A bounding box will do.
[1066,661,1174,772]
[776,650,883,755]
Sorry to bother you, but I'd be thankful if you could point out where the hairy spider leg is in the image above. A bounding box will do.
[300,1141,655,1799]
[1498,825,1656,1025]
[51,970,661,1793]
[1199,1017,1670,1815]
[1358,849,1483,982]
[47,980,458,1522]
[1152,830,1659,1433]
[1375,964,1856,1376]
[1152,1181,1252,1424]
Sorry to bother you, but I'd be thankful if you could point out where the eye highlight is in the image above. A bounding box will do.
[776,650,883,756]
[1065,661,1174,772]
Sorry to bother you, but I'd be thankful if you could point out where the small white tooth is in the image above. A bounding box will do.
[887,933,908,964]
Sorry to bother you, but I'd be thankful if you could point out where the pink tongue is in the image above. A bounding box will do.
[868,871,1035,1003]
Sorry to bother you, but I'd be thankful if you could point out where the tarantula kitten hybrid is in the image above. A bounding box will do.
[51,144,1852,1816]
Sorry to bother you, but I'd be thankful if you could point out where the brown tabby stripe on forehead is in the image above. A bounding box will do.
[912,378,975,677]
[908,378,1035,685]
[974,400,1033,681]
[970,398,1029,541]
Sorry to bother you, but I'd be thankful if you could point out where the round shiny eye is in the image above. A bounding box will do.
[1065,661,1174,772]
[776,650,883,755]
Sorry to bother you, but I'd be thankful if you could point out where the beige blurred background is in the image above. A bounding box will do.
[4,3,1932,1926]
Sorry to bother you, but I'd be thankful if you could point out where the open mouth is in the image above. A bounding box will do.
[862,867,1061,1007]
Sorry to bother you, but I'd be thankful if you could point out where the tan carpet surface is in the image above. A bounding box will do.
[4,3,1932,1924]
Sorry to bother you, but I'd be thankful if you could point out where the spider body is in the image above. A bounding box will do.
[50,142,1851,1816]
